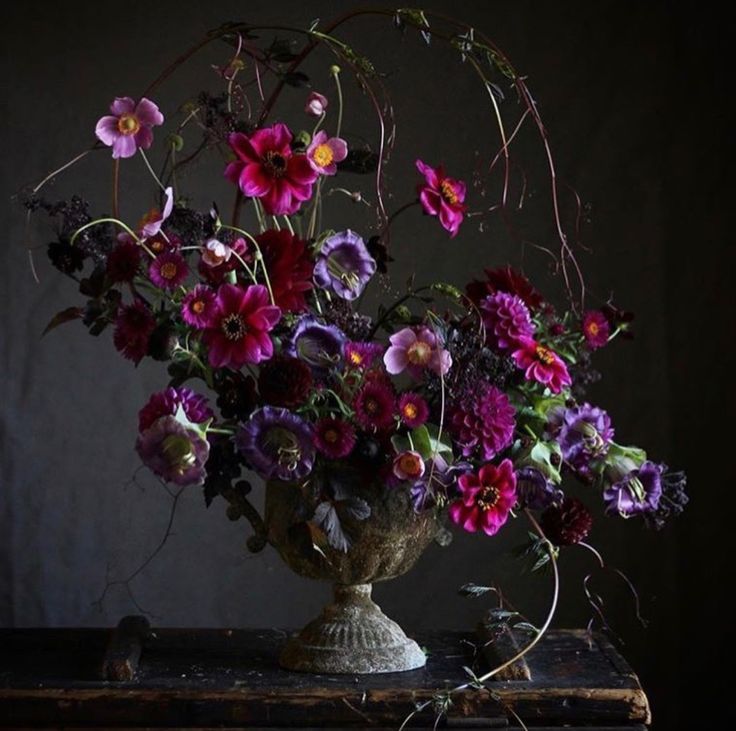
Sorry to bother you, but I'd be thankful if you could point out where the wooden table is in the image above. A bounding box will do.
[0,625,649,729]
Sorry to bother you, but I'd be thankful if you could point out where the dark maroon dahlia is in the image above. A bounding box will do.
[215,371,258,421]
[466,265,544,311]
[107,238,142,283]
[258,355,313,408]
[113,300,156,365]
[541,497,593,546]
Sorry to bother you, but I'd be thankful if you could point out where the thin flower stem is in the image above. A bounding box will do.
[32,147,95,194]
[139,149,167,192]
[252,199,267,233]
[282,216,295,235]
[219,223,275,305]
[312,111,326,137]
[331,66,344,138]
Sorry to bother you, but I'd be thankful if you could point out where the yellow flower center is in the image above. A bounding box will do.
[535,345,555,365]
[587,321,600,336]
[160,262,178,280]
[117,114,140,136]
[402,403,418,419]
[440,179,459,205]
[313,143,334,168]
[349,351,364,365]
[477,485,500,511]
[407,341,431,365]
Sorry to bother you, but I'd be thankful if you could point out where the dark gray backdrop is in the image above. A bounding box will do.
[2,2,731,729]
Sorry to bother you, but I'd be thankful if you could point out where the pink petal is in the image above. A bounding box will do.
[439,203,463,237]
[415,159,439,188]
[112,135,138,159]
[249,127,276,156]
[383,346,409,375]
[95,116,120,146]
[134,126,153,151]
[262,183,293,215]
[110,97,136,116]
[288,181,314,202]
[239,163,271,197]
[451,178,467,202]
[288,154,319,185]
[228,133,259,163]
[329,137,348,162]
[135,97,164,127]
[389,328,418,349]
[224,160,245,186]
[270,122,293,152]
[419,188,441,216]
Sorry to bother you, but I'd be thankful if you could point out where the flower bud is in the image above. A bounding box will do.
[305,91,328,117]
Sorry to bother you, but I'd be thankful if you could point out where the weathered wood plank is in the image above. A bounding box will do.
[101,615,150,681]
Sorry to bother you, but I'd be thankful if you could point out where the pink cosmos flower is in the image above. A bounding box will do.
[224,123,317,215]
[449,459,517,536]
[181,285,217,328]
[203,284,281,368]
[384,326,452,379]
[512,338,572,394]
[582,310,610,349]
[139,187,174,239]
[307,130,348,175]
[95,97,164,159]
[392,450,426,482]
[305,92,328,116]
[416,159,467,238]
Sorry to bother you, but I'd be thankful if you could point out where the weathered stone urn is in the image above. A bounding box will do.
[264,478,440,674]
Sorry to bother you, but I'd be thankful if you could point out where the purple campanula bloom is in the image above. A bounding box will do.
[515,467,564,510]
[603,460,663,517]
[285,316,346,369]
[313,230,376,301]
[558,403,614,472]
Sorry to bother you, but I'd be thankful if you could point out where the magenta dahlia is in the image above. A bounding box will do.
[203,284,281,369]
[113,300,156,365]
[449,459,517,536]
[480,292,535,350]
[450,383,516,460]
[314,417,356,459]
[138,387,213,432]
[224,123,317,215]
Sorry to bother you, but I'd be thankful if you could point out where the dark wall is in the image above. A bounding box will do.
[2,2,731,728]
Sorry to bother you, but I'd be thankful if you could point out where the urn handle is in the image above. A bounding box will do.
[221,481,268,553]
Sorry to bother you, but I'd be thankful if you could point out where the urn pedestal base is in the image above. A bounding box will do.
[280,584,426,674]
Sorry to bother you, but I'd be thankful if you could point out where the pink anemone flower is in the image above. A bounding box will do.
[307,130,348,175]
[203,284,281,369]
[224,123,317,215]
[416,159,467,238]
[383,326,452,379]
[139,187,174,239]
[95,97,164,159]
[449,459,517,536]
[511,338,572,394]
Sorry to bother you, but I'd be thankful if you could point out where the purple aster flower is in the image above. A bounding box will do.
[314,417,356,459]
[398,392,429,428]
[236,407,315,481]
[136,415,210,486]
[354,380,396,430]
[313,229,376,300]
[138,387,213,432]
[285,316,346,369]
[450,383,516,460]
[480,292,535,350]
[384,326,452,379]
[95,96,164,159]
[149,251,189,290]
[559,403,614,473]
[516,467,564,510]
[344,341,383,370]
[603,460,663,517]
[181,285,217,329]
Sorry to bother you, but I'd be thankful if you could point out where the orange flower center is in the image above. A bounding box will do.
[192,300,206,314]
[477,485,500,511]
[312,143,334,168]
[407,341,431,365]
[587,321,600,336]
[150,239,165,253]
[440,179,459,205]
[398,453,423,478]
[324,428,339,444]
[364,397,379,414]
[402,403,418,419]
[349,351,364,365]
[160,262,178,280]
[222,313,247,341]
[535,345,555,365]
[117,114,140,136]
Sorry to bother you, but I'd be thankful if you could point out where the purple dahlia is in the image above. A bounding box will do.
[558,403,614,473]
[603,460,663,517]
[480,292,535,350]
[136,416,210,487]
[236,407,315,481]
[313,229,376,301]
[450,383,516,460]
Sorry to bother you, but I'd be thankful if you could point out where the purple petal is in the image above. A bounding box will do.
[134,126,153,151]
[95,116,120,146]
[112,135,138,159]
[389,328,417,349]
[135,97,164,127]
[384,346,409,375]
[110,97,136,116]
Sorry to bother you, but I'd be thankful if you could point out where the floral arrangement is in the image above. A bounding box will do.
[25,11,686,617]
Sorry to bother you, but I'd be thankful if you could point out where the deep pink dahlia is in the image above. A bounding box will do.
[450,384,516,460]
[512,338,572,394]
[224,123,318,215]
[181,285,217,329]
[149,251,189,290]
[307,130,348,175]
[113,301,156,365]
[354,381,396,430]
[582,310,610,349]
[138,387,213,432]
[203,284,281,369]
[449,459,517,536]
[314,417,356,459]
[416,159,467,238]
[480,292,535,350]
[95,97,164,159]
[398,393,430,428]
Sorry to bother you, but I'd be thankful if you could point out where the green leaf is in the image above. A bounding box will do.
[458,583,495,598]
[42,307,84,336]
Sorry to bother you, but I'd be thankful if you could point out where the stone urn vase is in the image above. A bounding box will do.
[264,476,440,674]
